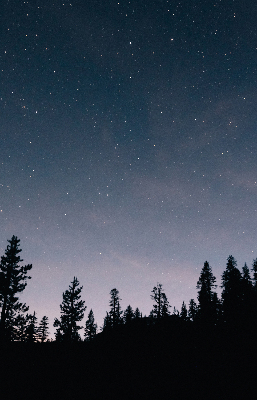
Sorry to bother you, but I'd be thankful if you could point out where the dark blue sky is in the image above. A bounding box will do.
[1,0,257,337]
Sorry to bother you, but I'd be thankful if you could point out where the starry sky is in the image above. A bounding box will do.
[1,0,257,337]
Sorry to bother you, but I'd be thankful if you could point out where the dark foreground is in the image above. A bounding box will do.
[1,321,256,399]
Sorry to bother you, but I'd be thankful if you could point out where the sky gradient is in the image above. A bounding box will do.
[1,0,257,337]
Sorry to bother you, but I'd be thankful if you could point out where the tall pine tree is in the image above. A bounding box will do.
[134,307,142,320]
[180,301,188,321]
[38,316,49,342]
[188,299,198,322]
[0,236,32,341]
[84,309,97,341]
[221,255,242,324]
[54,277,86,342]
[123,305,134,324]
[150,283,170,319]
[196,261,218,323]
[108,288,122,328]
[25,311,38,343]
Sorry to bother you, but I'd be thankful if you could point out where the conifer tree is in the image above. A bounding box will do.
[54,277,86,342]
[188,299,198,322]
[0,236,32,341]
[84,309,97,341]
[38,316,49,342]
[180,301,188,321]
[26,311,38,342]
[150,283,170,319]
[134,307,141,319]
[221,255,242,323]
[109,288,122,327]
[123,305,134,324]
[196,261,217,323]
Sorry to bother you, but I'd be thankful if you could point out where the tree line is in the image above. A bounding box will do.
[1,235,257,342]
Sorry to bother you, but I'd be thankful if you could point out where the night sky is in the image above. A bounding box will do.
[1,0,257,337]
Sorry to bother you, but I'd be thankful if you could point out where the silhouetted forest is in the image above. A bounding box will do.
[1,236,257,399]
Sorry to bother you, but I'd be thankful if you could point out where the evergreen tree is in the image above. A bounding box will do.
[84,309,97,341]
[109,288,122,328]
[123,305,134,324]
[188,299,198,322]
[0,236,32,341]
[221,255,242,323]
[180,301,188,321]
[150,283,170,319]
[38,316,49,342]
[196,261,218,323]
[134,307,141,319]
[54,277,86,342]
[25,311,38,342]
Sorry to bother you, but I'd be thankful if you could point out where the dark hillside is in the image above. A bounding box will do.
[1,320,256,399]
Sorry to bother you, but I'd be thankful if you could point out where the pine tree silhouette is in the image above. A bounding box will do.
[0,236,32,341]
[85,309,97,341]
[109,288,123,328]
[38,316,49,342]
[150,283,170,319]
[197,261,218,323]
[54,277,86,342]
[221,255,242,324]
